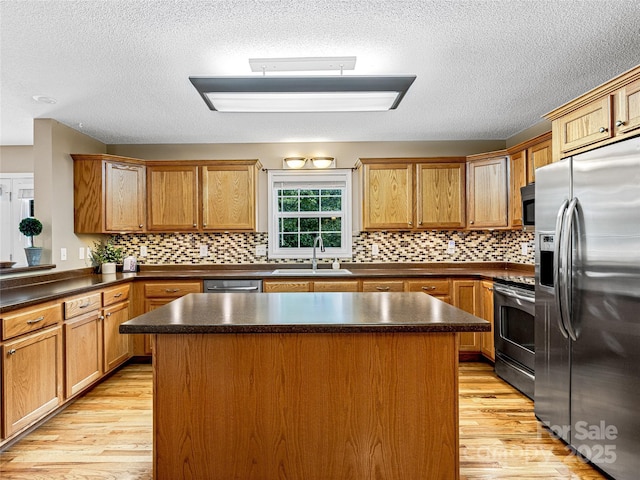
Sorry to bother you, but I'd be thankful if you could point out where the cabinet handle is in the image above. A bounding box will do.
[418,221,423,225]
[469,220,474,224]
[79,301,94,309]
[165,288,180,293]
[488,288,494,292]
[615,120,625,127]
[8,349,17,355]
[106,312,112,317]
[26,315,45,325]
[422,286,437,291]
[139,224,144,228]
[599,127,608,133]
[114,293,123,298]
[99,315,105,321]
[203,223,207,227]
[376,286,390,291]
[193,224,197,228]
[408,222,413,226]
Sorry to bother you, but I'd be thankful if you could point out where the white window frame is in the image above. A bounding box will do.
[268,169,352,259]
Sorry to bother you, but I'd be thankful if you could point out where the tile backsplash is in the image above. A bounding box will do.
[111,230,534,265]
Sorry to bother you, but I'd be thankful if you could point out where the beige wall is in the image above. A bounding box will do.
[33,119,106,271]
[0,145,34,173]
[505,120,552,148]
[108,139,506,232]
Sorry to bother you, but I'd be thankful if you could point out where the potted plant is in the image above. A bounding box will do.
[18,217,43,266]
[90,238,123,274]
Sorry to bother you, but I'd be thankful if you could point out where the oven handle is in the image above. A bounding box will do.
[553,199,570,339]
[493,285,534,303]
[560,197,579,341]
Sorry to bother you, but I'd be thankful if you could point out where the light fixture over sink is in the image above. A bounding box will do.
[283,156,336,169]
[189,56,416,113]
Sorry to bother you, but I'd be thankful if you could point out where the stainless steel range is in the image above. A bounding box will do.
[493,275,535,399]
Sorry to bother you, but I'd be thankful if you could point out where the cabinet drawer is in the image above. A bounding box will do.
[405,279,450,295]
[144,281,202,298]
[2,301,63,341]
[64,292,102,319]
[313,281,359,292]
[103,283,130,306]
[263,281,311,293]
[361,280,405,292]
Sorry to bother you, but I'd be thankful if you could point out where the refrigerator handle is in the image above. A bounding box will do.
[553,199,570,339]
[561,197,579,341]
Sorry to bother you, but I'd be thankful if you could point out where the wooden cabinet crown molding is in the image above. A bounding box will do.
[544,64,640,121]
[506,131,552,155]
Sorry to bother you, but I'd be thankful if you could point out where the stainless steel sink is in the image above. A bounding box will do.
[271,268,352,276]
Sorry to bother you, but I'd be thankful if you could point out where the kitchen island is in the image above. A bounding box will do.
[120,292,489,480]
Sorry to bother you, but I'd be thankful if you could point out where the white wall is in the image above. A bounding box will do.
[0,145,34,173]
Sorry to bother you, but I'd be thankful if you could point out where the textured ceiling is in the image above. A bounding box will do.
[1,0,639,146]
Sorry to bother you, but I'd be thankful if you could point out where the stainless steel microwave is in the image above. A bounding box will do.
[520,183,535,231]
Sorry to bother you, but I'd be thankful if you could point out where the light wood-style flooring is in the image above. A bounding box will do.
[0,362,606,479]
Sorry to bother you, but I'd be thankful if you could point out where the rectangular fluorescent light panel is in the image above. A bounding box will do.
[205,91,401,112]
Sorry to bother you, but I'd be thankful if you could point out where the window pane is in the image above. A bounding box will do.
[279,234,299,248]
[281,189,299,196]
[300,217,319,232]
[323,233,342,248]
[281,218,298,232]
[300,233,316,247]
[300,196,319,211]
[321,217,341,232]
[320,196,341,211]
[321,189,341,196]
[281,197,299,212]
[300,189,320,196]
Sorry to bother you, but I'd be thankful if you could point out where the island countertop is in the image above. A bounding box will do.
[120,291,490,334]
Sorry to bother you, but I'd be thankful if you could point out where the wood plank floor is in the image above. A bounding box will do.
[0,362,606,479]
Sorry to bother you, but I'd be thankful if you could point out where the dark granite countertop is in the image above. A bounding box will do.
[0,263,533,314]
[120,292,490,334]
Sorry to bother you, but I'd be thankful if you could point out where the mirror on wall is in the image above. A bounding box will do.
[0,173,35,267]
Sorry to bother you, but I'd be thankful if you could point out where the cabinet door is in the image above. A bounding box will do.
[527,139,552,183]
[467,156,508,228]
[362,163,413,230]
[103,301,132,373]
[509,150,527,228]
[147,165,199,231]
[558,96,612,153]
[616,78,640,135]
[480,280,495,361]
[416,163,465,229]
[202,164,255,231]
[105,161,146,232]
[404,279,450,301]
[64,312,103,398]
[2,326,63,437]
[452,279,481,353]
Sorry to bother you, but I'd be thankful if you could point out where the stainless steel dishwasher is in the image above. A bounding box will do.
[203,279,263,293]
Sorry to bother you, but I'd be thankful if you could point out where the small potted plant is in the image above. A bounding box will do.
[90,238,123,274]
[18,217,43,266]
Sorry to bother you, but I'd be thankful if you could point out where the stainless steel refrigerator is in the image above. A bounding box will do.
[535,136,640,480]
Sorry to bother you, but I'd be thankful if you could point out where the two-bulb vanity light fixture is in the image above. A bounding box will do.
[283,156,336,169]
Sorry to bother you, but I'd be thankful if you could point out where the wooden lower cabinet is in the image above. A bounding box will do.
[103,301,132,373]
[263,281,311,292]
[312,280,359,292]
[361,280,404,292]
[2,325,63,438]
[480,280,495,361]
[451,279,481,355]
[405,278,451,304]
[64,311,103,398]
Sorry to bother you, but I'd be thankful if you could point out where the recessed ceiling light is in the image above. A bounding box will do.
[32,95,57,104]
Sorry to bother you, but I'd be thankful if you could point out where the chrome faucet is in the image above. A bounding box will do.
[312,235,325,270]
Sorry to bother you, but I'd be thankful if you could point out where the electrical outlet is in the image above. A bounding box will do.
[371,243,379,257]
[255,244,267,256]
[447,240,456,254]
[78,247,85,260]
[199,244,208,257]
[521,242,528,255]
[140,245,148,257]
[60,247,67,261]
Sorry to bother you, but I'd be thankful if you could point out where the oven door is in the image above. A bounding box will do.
[494,284,535,371]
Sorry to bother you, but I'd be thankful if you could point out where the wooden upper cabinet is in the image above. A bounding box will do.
[202,162,257,231]
[616,77,640,135]
[527,138,552,183]
[466,154,508,229]
[416,162,466,229]
[105,161,146,231]
[147,164,199,231]
[509,150,527,229]
[72,154,146,233]
[362,162,413,230]
[547,65,640,161]
[556,96,613,154]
